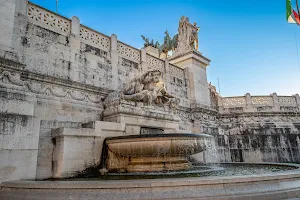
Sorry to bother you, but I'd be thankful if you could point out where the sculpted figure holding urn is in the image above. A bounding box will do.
[120,70,174,106]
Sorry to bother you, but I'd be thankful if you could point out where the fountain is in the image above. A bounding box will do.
[2,5,300,199]
[2,65,300,200]
[2,66,300,200]
[100,133,212,173]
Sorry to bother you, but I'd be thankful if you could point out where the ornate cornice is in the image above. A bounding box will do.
[0,57,112,104]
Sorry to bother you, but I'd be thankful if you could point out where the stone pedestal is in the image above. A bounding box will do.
[169,51,211,106]
[51,121,125,178]
[103,99,180,135]
[144,46,159,58]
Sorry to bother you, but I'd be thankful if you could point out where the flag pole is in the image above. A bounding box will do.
[296,0,300,17]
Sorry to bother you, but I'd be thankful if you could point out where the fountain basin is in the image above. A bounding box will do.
[1,163,300,200]
[102,133,212,172]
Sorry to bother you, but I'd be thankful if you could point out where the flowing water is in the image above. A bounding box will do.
[56,163,296,181]
[46,134,298,181]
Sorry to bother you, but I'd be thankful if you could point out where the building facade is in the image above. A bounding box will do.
[0,0,300,183]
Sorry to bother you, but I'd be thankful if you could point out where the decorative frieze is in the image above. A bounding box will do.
[0,69,105,104]
[0,71,24,86]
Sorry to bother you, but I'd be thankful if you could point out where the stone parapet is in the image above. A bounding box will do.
[23,2,190,103]
[219,93,300,114]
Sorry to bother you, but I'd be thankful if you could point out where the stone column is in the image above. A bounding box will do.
[110,34,118,90]
[271,93,280,112]
[68,16,81,82]
[217,96,224,113]
[71,16,80,36]
[141,48,147,73]
[293,94,300,108]
[244,93,254,112]
[184,68,191,100]
[70,16,80,47]
[164,59,171,91]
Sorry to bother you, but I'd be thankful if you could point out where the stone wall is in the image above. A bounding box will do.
[0,113,40,183]
[0,0,194,182]
[1,0,300,183]
[1,0,191,113]
[23,2,190,103]
[217,94,300,163]
[36,121,82,179]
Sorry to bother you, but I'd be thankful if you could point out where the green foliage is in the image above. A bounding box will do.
[141,35,160,48]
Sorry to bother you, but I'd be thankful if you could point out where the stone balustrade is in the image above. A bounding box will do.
[219,93,300,113]
[26,2,189,100]
[27,2,71,36]
[79,25,111,52]
[23,2,300,114]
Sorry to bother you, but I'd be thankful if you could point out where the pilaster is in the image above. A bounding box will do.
[293,94,300,110]
[110,34,118,90]
[141,48,147,73]
[244,93,254,112]
[68,16,81,82]
[164,59,171,91]
[271,93,280,112]
[71,16,80,36]
[294,94,300,105]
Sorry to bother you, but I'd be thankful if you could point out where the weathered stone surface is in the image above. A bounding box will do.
[0,0,300,184]
[51,122,126,178]
[36,120,82,179]
[217,114,300,163]
[0,114,40,183]
[0,88,35,116]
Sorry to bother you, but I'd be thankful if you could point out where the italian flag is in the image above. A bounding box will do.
[287,0,300,24]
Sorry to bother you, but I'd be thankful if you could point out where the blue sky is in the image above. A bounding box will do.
[31,0,300,97]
